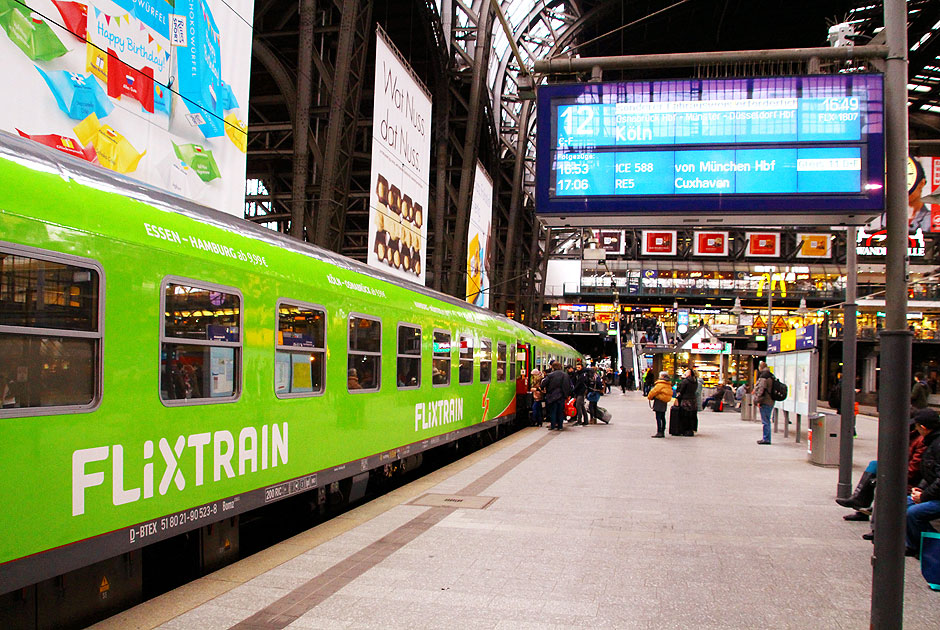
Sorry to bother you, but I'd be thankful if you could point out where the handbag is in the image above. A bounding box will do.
[587,390,601,403]
[679,398,695,411]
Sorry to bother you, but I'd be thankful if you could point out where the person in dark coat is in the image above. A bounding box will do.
[911,372,930,411]
[906,409,940,557]
[619,367,628,394]
[572,366,589,426]
[675,368,699,436]
[541,362,571,431]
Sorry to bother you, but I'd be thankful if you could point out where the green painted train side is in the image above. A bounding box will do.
[0,147,579,591]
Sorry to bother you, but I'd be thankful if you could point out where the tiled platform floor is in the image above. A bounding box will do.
[92,392,939,629]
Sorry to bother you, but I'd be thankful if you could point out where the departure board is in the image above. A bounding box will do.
[536,75,884,221]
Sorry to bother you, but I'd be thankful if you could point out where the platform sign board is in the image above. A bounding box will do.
[367,28,431,284]
[768,325,817,354]
[466,161,493,307]
[536,75,884,225]
[0,0,254,217]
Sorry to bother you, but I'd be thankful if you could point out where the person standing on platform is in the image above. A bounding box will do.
[529,369,544,427]
[675,368,699,436]
[572,365,589,426]
[647,371,674,438]
[542,362,571,431]
[753,361,775,445]
[619,367,628,394]
[912,372,930,411]
[906,409,940,557]
[644,368,655,395]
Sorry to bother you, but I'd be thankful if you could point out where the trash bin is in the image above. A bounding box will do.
[740,394,755,421]
[808,413,840,467]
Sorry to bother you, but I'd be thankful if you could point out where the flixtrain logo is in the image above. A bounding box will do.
[856,227,925,257]
[71,423,288,516]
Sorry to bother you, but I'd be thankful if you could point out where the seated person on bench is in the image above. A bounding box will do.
[703,380,732,411]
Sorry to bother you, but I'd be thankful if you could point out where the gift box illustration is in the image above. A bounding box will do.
[224,113,246,153]
[74,112,145,173]
[17,129,97,164]
[0,0,68,61]
[177,0,226,138]
[36,66,114,121]
[172,141,220,182]
[86,5,171,116]
[52,0,88,40]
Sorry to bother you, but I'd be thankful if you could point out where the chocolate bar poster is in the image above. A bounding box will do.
[745,232,781,257]
[466,160,493,308]
[796,232,831,259]
[692,231,729,257]
[640,230,677,256]
[367,28,431,284]
[0,0,253,217]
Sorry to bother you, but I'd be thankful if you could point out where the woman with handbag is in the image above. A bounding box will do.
[529,369,544,427]
[675,367,699,436]
[646,371,674,438]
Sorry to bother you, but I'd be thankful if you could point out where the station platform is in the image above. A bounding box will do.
[92,392,938,630]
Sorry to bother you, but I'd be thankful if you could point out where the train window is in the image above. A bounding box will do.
[275,301,326,397]
[397,324,421,389]
[161,280,241,403]
[497,342,507,382]
[480,338,492,383]
[348,315,381,392]
[458,333,473,384]
[508,344,515,381]
[432,330,451,386]
[0,247,102,414]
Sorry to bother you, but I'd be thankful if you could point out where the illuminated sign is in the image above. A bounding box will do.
[536,75,884,217]
[755,273,787,298]
[690,342,732,354]
[856,227,925,257]
[768,325,817,353]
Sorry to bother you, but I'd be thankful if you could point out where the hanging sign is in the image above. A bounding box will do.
[746,232,780,257]
[641,230,677,255]
[796,232,831,258]
[693,231,729,256]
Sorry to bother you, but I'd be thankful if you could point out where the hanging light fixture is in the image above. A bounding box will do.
[731,297,743,316]
[797,297,809,315]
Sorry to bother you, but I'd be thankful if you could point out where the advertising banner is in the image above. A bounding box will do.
[593,229,625,255]
[466,161,492,307]
[796,232,831,258]
[693,231,728,256]
[367,28,431,284]
[641,230,676,256]
[868,156,940,233]
[1,0,254,216]
[746,232,780,257]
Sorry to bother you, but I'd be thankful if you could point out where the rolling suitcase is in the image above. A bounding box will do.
[668,406,682,435]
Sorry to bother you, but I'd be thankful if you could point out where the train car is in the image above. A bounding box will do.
[0,133,579,625]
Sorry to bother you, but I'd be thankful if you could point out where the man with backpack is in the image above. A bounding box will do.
[753,361,776,445]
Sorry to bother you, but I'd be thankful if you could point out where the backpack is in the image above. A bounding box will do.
[769,376,788,402]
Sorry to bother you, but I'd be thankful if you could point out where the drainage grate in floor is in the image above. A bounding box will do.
[409,493,496,509]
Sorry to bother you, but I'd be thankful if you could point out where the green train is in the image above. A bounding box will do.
[0,132,579,620]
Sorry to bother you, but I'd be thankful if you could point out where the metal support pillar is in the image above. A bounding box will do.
[534,226,551,328]
[290,0,316,240]
[447,5,494,298]
[315,0,366,249]
[838,226,858,499]
[871,1,911,628]
[498,100,532,314]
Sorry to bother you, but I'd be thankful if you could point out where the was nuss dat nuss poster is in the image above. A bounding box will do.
[0,0,253,217]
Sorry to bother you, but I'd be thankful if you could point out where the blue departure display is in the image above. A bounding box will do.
[536,75,884,218]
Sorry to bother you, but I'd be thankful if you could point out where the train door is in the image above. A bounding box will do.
[515,341,530,393]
